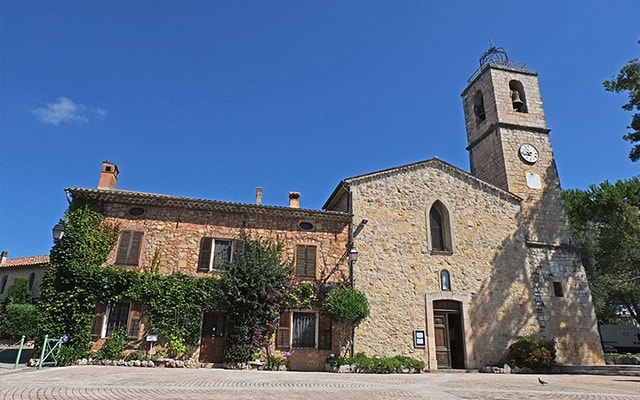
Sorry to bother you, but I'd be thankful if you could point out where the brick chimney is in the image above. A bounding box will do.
[98,161,119,190]
[0,250,7,265]
[256,187,263,205]
[288,192,300,208]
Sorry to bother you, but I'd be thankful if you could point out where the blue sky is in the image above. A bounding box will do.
[1,1,639,258]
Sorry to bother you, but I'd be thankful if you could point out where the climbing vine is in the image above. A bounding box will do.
[36,201,119,351]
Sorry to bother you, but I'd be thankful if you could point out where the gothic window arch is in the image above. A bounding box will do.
[428,200,453,253]
[509,80,528,113]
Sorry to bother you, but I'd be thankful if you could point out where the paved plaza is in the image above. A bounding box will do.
[1,366,639,400]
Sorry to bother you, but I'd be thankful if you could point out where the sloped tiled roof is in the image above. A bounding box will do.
[0,255,49,269]
[67,188,352,221]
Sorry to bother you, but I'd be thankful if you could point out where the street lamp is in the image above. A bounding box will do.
[52,220,65,241]
[349,246,358,264]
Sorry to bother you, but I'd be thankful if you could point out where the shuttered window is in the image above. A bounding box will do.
[296,245,316,278]
[276,311,291,349]
[128,303,143,338]
[198,238,234,271]
[116,231,143,266]
[292,312,316,348]
[91,304,107,340]
[318,313,332,350]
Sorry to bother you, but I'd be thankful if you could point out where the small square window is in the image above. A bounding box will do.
[553,282,564,297]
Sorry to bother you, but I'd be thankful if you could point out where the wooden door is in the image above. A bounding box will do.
[199,312,226,363]
[434,313,451,368]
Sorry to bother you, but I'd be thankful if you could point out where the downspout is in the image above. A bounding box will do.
[348,187,356,358]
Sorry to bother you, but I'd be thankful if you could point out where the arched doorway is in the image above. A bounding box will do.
[433,300,464,369]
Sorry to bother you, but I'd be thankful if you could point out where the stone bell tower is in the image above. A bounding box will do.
[460,44,570,243]
[460,45,605,366]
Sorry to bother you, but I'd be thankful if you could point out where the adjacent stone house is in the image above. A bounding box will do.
[324,46,604,369]
[0,252,48,302]
[68,162,351,371]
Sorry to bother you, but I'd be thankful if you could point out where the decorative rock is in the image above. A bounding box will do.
[134,360,141,367]
[503,364,511,374]
[141,361,148,367]
[147,360,155,367]
[176,360,185,368]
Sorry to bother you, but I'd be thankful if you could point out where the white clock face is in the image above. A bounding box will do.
[519,144,539,164]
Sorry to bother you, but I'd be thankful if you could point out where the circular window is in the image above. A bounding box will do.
[128,207,145,216]
[298,221,314,231]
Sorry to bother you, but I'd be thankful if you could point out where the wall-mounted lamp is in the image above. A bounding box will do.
[349,246,359,264]
[52,220,65,241]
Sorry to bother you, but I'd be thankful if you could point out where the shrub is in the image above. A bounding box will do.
[126,350,146,361]
[57,345,88,366]
[322,288,370,325]
[0,303,36,341]
[167,334,187,359]
[264,353,288,370]
[326,352,424,373]
[97,328,127,360]
[508,337,556,370]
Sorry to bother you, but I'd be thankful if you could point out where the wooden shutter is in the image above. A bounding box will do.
[128,303,143,338]
[296,245,316,278]
[91,304,107,340]
[116,231,143,265]
[197,238,213,271]
[116,231,132,264]
[318,313,332,350]
[276,311,291,349]
[233,239,245,262]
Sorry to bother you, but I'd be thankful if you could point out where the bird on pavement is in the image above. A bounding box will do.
[538,377,548,385]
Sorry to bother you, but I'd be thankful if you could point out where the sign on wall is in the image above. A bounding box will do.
[413,329,426,348]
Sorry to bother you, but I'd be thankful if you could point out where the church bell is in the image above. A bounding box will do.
[511,90,524,110]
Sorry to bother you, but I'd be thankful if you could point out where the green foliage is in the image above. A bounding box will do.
[126,350,146,361]
[564,178,640,326]
[36,204,118,351]
[264,353,287,370]
[221,232,293,364]
[323,287,370,325]
[604,40,640,161]
[507,337,556,370]
[141,273,222,347]
[286,281,316,310]
[327,352,424,373]
[0,303,36,341]
[167,334,187,359]
[57,345,88,366]
[3,277,32,307]
[97,328,127,360]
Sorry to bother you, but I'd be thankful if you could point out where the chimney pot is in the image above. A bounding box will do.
[0,250,7,265]
[256,187,263,205]
[288,192,300,208]
[98,161,119,190]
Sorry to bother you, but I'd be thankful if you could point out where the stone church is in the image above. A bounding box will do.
[323,46,604,369]
[66,46,604,371]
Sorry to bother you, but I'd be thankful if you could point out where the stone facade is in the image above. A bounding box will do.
[323,55,604,369]
[0,253,48,302]
[69,185,351,371]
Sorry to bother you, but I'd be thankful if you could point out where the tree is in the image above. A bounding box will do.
[563,177,640,326]
[221,232,292,365]
[603,40,640,161]
[3,276,32,308]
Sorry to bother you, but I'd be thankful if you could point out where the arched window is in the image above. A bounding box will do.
[428,201,453,253]
[441,270,451,291]
[473,90,486,123]
[430,208,445,251]
[509,80,528,113]
[0,275,7,294]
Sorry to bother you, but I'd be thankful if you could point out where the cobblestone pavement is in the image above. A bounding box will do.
[1,366,639,400]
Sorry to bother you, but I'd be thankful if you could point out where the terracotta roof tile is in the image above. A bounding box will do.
[1,255,49,268]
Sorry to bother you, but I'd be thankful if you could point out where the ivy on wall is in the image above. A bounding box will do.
[36,202,119,351]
